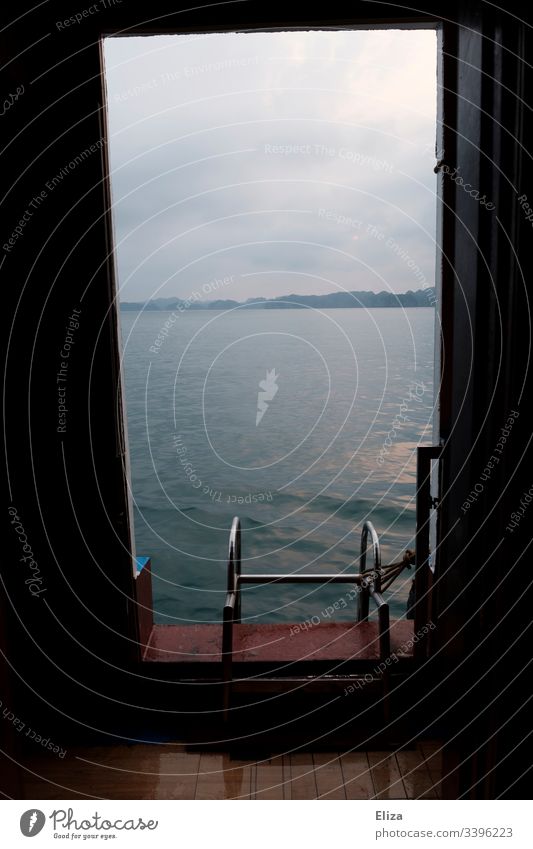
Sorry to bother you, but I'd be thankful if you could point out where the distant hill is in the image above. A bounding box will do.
[120,287,436,311]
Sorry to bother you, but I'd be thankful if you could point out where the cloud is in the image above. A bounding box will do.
[103,29,437,301]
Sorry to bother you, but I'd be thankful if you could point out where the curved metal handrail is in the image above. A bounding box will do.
[360,520,381,575]
[358,520,381,621]
[357,521,390,694]
[227,517,241,587]
[222,517,241,713]
[223,516,391,720]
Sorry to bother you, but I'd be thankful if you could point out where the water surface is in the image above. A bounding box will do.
[120,307,435,624]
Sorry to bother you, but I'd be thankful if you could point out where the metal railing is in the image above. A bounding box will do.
[357,519,382,621]
[414,445,441,658]
[222,517,391,716]
[222,516,241,706]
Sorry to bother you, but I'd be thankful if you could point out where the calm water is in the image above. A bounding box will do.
[120,307,435,624]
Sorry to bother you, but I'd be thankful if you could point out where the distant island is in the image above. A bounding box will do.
[120,287,436,311]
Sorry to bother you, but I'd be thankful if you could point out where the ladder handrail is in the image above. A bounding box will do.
[224,518,385,605]
[222,516,391,719]
[360,519,382,574]
[226,515,241,620]
[358,520,382,622]
[222,517,241,713]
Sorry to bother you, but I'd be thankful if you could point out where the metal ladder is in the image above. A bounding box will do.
[222,517,391,720]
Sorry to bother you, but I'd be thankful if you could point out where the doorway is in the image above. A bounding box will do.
[102,28,438,632]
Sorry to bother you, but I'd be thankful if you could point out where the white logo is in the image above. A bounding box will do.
[256,368,279,426]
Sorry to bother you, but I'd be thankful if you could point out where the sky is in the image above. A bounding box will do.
[103,29,437,303]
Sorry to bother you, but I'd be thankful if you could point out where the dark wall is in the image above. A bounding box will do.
[1,0,532,798]
[434,1,533,798]
[1,4,140,750]
[0,0,451,729]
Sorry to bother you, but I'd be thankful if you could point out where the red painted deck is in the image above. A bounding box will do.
[143,620,415,663]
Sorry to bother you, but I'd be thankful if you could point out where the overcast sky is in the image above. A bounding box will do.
[103,29,437,303]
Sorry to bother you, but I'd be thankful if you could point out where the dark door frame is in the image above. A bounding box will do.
[3,0,532,798]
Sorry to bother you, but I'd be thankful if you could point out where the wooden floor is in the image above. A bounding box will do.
[21,741,442,799]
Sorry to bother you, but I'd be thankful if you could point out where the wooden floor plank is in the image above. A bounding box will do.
[23,773,94,800]
[195,753,253,799]
[368,751,407,799]
[23,745,201,800]
[288,752,318,800]
[150,752,200,799]
[419,741,443,798]
[340,751,375,799]
[313,753,347,799]
[255,755,286,799]
[20,741,443,800]
[396,749,438,799]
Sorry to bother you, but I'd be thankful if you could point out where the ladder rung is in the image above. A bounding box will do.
[231,675,382,694]
[238,573,367,585]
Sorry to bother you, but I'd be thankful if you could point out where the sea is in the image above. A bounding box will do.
[120,307,435,625]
